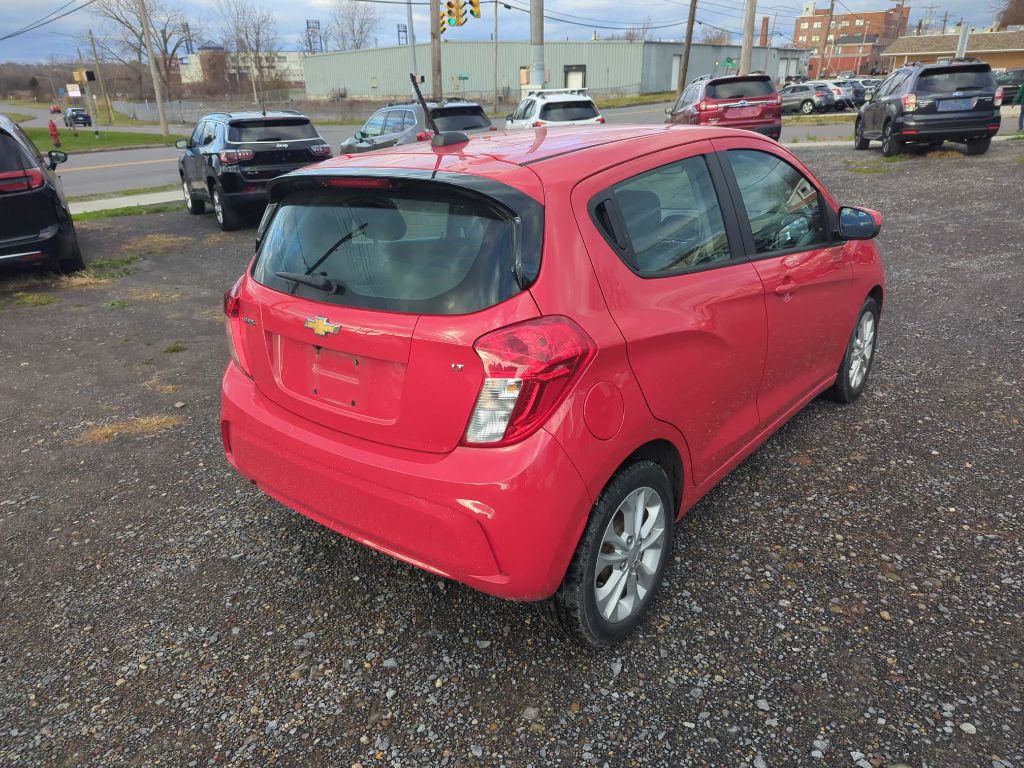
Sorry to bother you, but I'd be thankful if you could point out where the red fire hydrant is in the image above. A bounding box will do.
[48,119,61,148]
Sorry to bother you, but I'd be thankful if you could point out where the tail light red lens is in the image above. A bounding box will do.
[311,144,331,156]
[218,149,255,164]
[994,86,1003,107]
[901,93,917,112]
[415,130,434,141]
[596,116,606,123]
[223,276,252,378]
[0,167,44,193]
[532,121,546,127]
[463,317,596,447]
[698,100,707,111]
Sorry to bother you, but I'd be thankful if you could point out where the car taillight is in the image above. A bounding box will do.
[698,100,707,111]
[311,144,331,156]
[462,317,596,447]
[532,121,546,127]
[901,93,917,112]
[218,149,255,164]
[0,167,44,193]
[994,86,1003,107]
[596,116,606,123]
[772,94,782,106]
[223,276,252,378]
[415,130,434,141]
[832,88,842,97]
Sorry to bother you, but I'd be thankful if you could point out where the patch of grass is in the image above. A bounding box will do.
[129,288,183,302]
[848,165,894,174]
[73,204,181,222]
[14,292,56,307]
[1016,154,1024,163]
[162,341,187,354]
[0,111,34,123]
[2,98,49,110]
[103,299,129,309]
[23,126,184,153]
[928,149,963,159]
[90,255,141,279]
[783,113,856,125]
[594,92,676,110]
[68,183,179,203]
[122,233,194,256]
[881,154,905,163]
[75,414,182,445]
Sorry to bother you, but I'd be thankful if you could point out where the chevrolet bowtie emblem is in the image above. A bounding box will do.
[303,316,341,336]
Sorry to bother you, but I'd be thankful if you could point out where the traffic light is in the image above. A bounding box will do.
[446,0,467,26]
[439,9,447,33]
[469,0,481,18]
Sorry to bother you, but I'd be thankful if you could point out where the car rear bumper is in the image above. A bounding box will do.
[896,114,1000,139]
[0,223,69,267]
[221,363,593,601]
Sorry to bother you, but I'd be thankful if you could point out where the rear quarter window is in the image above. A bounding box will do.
[228,119,319,142]
[0,131,31,172]
[539,101,599,121]
[706,79,774,99]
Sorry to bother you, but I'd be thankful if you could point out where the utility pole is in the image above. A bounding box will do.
[89,30,114,126]
[529,0,544,88]
[406,0,417,79]
[493,0,499,113]
[816,0,835,79]
[677,0,698,95]
[138,0,169,137]
[739,0,757,75]
[940,11,948,34]
[430,0,442,98]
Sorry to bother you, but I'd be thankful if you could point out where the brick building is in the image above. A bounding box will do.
[793,1,910,77]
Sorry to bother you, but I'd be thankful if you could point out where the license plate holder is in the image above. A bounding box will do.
[938,98,972,112]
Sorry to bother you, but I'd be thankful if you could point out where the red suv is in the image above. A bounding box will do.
[667,74,783,140]
[221,125,884,645]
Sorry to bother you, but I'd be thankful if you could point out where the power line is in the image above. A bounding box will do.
[0,0,100,43]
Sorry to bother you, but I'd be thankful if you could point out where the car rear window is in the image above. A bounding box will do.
[706,78,774,99]
[916,67,995,94]
[539,100,599,121]
[252,185,525,314]
[227,119,318,142]
[430,106,490,132]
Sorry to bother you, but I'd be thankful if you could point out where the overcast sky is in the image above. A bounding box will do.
[0,0,1004,63]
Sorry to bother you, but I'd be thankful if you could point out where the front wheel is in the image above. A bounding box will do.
[182,177,205,215]
[881,121,902,157]
[826,297,880,404]
[800,100,815,115]
[541,461,674,647]
[965,136,991,155]
[854,118,870,150]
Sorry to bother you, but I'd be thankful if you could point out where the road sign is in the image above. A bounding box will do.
[458,74,469,81]
[66,83,81,98]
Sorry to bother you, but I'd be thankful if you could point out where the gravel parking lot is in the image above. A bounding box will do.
[1,141,1022,768]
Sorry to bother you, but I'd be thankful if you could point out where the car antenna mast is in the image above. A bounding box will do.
[409,73,439,134]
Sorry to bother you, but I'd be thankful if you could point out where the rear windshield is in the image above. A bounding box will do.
[430,106,490,132]
[706,78,774,99]
[228,119,318,142]
[916,67,995,94]
[539,100,599,121]
[814,85,832,93]
[253,185,522,314]
[0,131,30,173]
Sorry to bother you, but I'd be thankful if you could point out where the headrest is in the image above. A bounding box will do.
[352,198,407,241]
[614,189,661,232]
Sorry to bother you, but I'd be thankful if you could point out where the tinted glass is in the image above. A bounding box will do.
[362,112,386,137]
[252,186,520,314]
[706,78,774,99]
[727,149,826,254]
[916,67,995,93]
[431,106,490,131]
[190,121,205,145]
[0,131,30,173]
[383,111,406,134]
[539,101,599,121]
[227,119,318,142]
[611,155,731,275]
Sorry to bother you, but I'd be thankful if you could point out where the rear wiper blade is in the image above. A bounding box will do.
[275,271,345,295]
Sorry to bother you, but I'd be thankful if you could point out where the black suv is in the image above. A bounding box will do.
[0,113,82,273]
[855,61,1002,156]
[176,111,331,230]
[63,108,92,128]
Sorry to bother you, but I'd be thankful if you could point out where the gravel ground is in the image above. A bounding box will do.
[1,141,1022,767]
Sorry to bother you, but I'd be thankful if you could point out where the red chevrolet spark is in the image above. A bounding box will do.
[221,124,884,645]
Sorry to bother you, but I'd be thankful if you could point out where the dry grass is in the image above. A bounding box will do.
[928,149,963,159]
[75,414,182,445]
[130,288,184,303]
[204,232,232,246]
[122,233,194,255]
[142,370,179,394]
[59,272,111,288]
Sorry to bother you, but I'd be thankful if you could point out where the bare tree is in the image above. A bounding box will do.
[215,0,279,101]
[605,16,654,42]
[700,28,731,45]
[997,0,1024,26]
[327,0,381,51]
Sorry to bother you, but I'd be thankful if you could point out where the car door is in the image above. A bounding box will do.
[865,72,902,135]
[714,141,855,424]
[196,121,219,192]
[572,141,768,485]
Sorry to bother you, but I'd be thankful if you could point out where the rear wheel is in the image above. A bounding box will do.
[881,121,902,157]
[211,185,241,231]
[800,100,815,115]
[541,460,673,647]
[182,177,205,215]
[854,118,870,150]
[965,136,991,155]
[826,297,880,404]
[57,241,85,274]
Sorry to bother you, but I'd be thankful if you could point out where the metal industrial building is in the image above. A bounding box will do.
[302,40,808,102]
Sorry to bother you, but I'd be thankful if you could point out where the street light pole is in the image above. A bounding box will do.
[138,0,169,137]
[492,0,499,114]
[529,0,544,89]
[406,0,418,77]
[430,0,442,99]
[740,0,756,75]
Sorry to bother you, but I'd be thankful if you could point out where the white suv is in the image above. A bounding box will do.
[505,89,605,130]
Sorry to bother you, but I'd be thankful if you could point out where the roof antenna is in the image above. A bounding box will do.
[409,73,439,134]
[409,73,468,148]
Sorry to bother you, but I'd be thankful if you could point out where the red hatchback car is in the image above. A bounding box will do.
[220,124,884,645]
[667,74,783,140]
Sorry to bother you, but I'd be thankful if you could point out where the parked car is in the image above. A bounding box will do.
[995,67,1024,106]
[0,113,81,273]
[843,80,867,106]
[49,104,61,114]
[779,82,836,114]
[666,74,782,139]
[854,78,882,99]
[220,123,885,645]
[784,74,809,84]
[855,61,1003,156]
[340,99,491,154]
[176,110,331,231]
[808,80,854,109]
[505,88,605,129]
[63,107,91,127]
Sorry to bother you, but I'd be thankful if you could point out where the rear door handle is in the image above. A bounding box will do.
[775,280,800,295]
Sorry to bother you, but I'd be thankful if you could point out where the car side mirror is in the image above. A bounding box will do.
[838,206,881,240]
[865,93,874,102]
[47,149,68,170]
[175,138,189,149]
[505,113,514,120]
[664,106,673,114]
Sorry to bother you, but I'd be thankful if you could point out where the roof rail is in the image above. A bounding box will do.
[523,87,589,98]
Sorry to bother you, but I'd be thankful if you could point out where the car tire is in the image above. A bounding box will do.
[854,118,870,150]
[182,177,205,215]
[881,121,902,157]
[211,185,241,231]
[57,241,85,274]
[800,100,815,115]
[825,297,880,404]
[965,136,991,155]
[540,460,674,647]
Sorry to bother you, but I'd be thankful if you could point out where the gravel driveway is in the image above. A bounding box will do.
[1,141,1022,767]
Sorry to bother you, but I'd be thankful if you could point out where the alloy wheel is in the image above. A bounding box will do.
[593,486,667,624]
[801,100,814,114]
[848,311,876,389]
[213,189,223,224]
[182,180,191,210]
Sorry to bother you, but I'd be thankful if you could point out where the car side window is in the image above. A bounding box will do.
[605,155,732,276]
[362,112,386,137]
[201,122,217,146]
[383,110,405,134]
[11,123,43,162]
[402,110,417,130]
[726,149,827,255]
[191,121,205,146]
